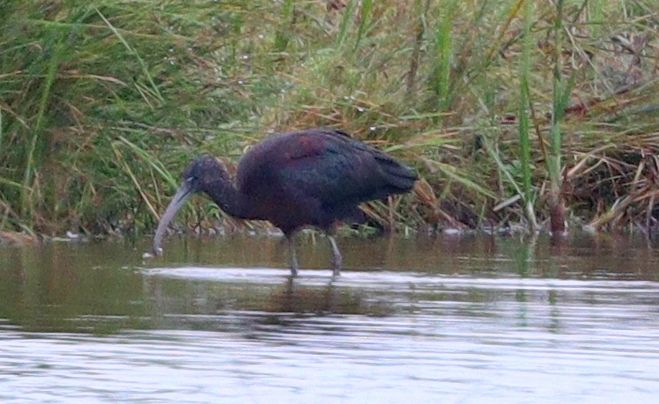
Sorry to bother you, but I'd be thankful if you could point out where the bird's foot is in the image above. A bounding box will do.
[327,235,342,277]
[287,236,299,277]
[331,257,342,277]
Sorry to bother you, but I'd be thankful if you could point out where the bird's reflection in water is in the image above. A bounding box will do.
[142,270,394,332]
[267,277,373,315]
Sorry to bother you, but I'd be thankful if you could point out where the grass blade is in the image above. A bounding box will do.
[354,0,373,50]
[518,0,537,230]
[434,0,458,110]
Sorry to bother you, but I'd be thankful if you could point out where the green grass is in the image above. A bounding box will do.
[0,0,657,238]
[433,0,458,112]
[547,0,567,233]
[518,0,536,230]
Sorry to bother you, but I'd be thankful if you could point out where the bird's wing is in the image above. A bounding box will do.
[271,129,418,206]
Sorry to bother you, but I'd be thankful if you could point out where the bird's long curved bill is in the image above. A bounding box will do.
[153,182,193,255]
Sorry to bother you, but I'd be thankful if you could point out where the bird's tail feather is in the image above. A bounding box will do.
[375,154,418,192]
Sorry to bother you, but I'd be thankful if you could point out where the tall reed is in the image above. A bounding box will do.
[434,0,458,111]
[274,0,295,52]
[518,0,537,230]
[547,0,567,233]
[336,0,357,47]
[354,0,373,50]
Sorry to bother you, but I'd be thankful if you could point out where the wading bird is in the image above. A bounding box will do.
[153,128,417,276]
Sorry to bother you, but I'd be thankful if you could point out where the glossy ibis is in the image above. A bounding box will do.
[153,128,418,276]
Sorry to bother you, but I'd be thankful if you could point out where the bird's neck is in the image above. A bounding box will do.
[203,178,255,220]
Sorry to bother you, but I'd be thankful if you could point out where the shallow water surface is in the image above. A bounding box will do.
[1,234,659,402]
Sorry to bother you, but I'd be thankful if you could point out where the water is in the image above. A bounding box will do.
[1,234,659,402]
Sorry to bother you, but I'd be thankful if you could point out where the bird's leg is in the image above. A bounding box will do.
[327,235,342,277]
[287,234,299,277]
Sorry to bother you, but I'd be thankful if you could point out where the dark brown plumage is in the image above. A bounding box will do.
[153,128,417,276]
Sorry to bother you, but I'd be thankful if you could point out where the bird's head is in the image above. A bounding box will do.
[152,155,228,255]
[180,154,228,194]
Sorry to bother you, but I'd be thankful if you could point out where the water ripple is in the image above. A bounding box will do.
[0,267,659,402]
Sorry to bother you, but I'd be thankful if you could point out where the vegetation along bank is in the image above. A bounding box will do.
[0,1,657,241]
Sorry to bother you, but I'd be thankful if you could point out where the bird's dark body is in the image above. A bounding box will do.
[235,128,417,234]
[153,127,418,276]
